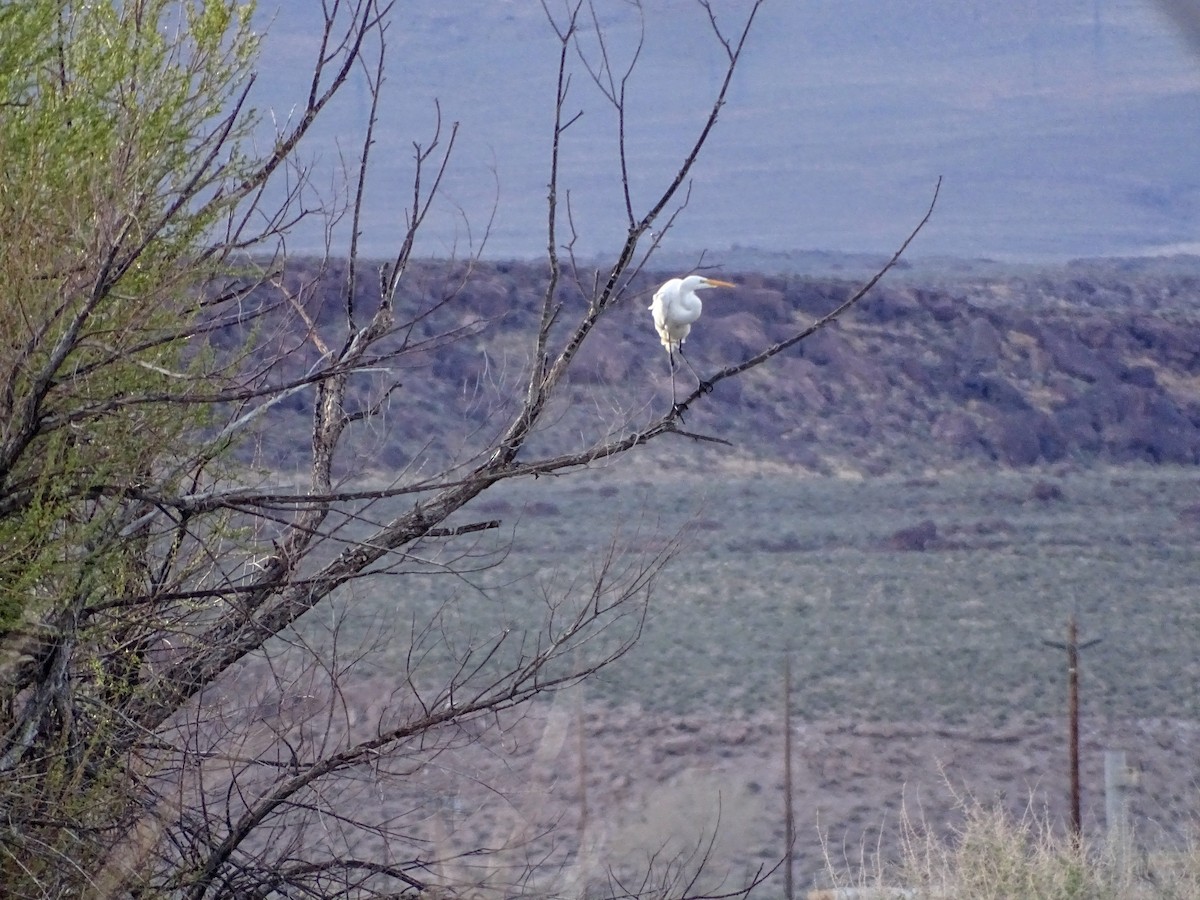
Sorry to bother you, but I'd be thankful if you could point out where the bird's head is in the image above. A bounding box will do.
[682,275,736,293]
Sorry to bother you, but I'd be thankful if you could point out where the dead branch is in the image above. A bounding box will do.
[672,176,943,419]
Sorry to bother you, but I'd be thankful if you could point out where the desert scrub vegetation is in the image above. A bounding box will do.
[821,789,1200,900]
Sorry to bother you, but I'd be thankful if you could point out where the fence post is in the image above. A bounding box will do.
[1105,749,1136,876]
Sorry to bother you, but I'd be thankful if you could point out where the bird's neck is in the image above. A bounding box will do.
[676,297,702,323]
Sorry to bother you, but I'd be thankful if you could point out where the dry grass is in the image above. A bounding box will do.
[822,786,1200,900]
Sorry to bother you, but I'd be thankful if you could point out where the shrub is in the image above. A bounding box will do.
[824,787,1200,899]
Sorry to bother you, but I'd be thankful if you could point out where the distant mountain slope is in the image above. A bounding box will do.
[253,2,1200,260]
[241,255,1200,475]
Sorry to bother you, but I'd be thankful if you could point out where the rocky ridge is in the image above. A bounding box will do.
[246,255,1200,475]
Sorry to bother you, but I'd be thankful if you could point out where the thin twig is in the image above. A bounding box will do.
[672,176,943,418]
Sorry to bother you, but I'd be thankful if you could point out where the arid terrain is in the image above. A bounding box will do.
[228,671,1197,896]
[207,255,1200,895]
[227,462,1200,895]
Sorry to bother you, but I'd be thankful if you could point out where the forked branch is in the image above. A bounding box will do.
[673,176,943,418]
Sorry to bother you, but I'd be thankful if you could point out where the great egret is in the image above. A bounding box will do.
[649,274,736,409]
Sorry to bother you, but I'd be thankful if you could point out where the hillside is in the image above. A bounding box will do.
[241,255,1200,475]
[254,3,1200,261]
[217,255,1200,894]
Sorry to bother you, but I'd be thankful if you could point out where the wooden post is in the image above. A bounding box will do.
[784,646,795,900]
[1106,750,1135,876]
[1067,616,1081,836]
[577,684,589,842]
[1042,614,1100,840]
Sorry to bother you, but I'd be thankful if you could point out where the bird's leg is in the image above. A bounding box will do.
[668,349,686,421]
[678,347,713,394]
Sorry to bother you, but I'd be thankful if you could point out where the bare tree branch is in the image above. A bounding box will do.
[672,176,943,419]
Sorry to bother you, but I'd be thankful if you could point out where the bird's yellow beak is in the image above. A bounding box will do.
[703,278,736,288]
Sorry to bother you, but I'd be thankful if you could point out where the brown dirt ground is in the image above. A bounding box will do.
[342,694,1199,895]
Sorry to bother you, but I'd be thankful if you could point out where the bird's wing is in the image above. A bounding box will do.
[649,279,686,350]
[649,286,669,330]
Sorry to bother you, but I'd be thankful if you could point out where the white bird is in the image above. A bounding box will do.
[649,274,736,409]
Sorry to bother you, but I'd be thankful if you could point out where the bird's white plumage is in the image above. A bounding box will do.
[648,274,735,354]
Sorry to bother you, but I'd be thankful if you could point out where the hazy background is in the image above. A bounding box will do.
[235,8,1200,886]
[251,1,1200,263]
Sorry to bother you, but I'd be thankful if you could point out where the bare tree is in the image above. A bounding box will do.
[0,1,935,897]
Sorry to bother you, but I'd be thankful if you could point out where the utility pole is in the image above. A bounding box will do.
[1043,614,1101,838]
[783,646,795,900]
